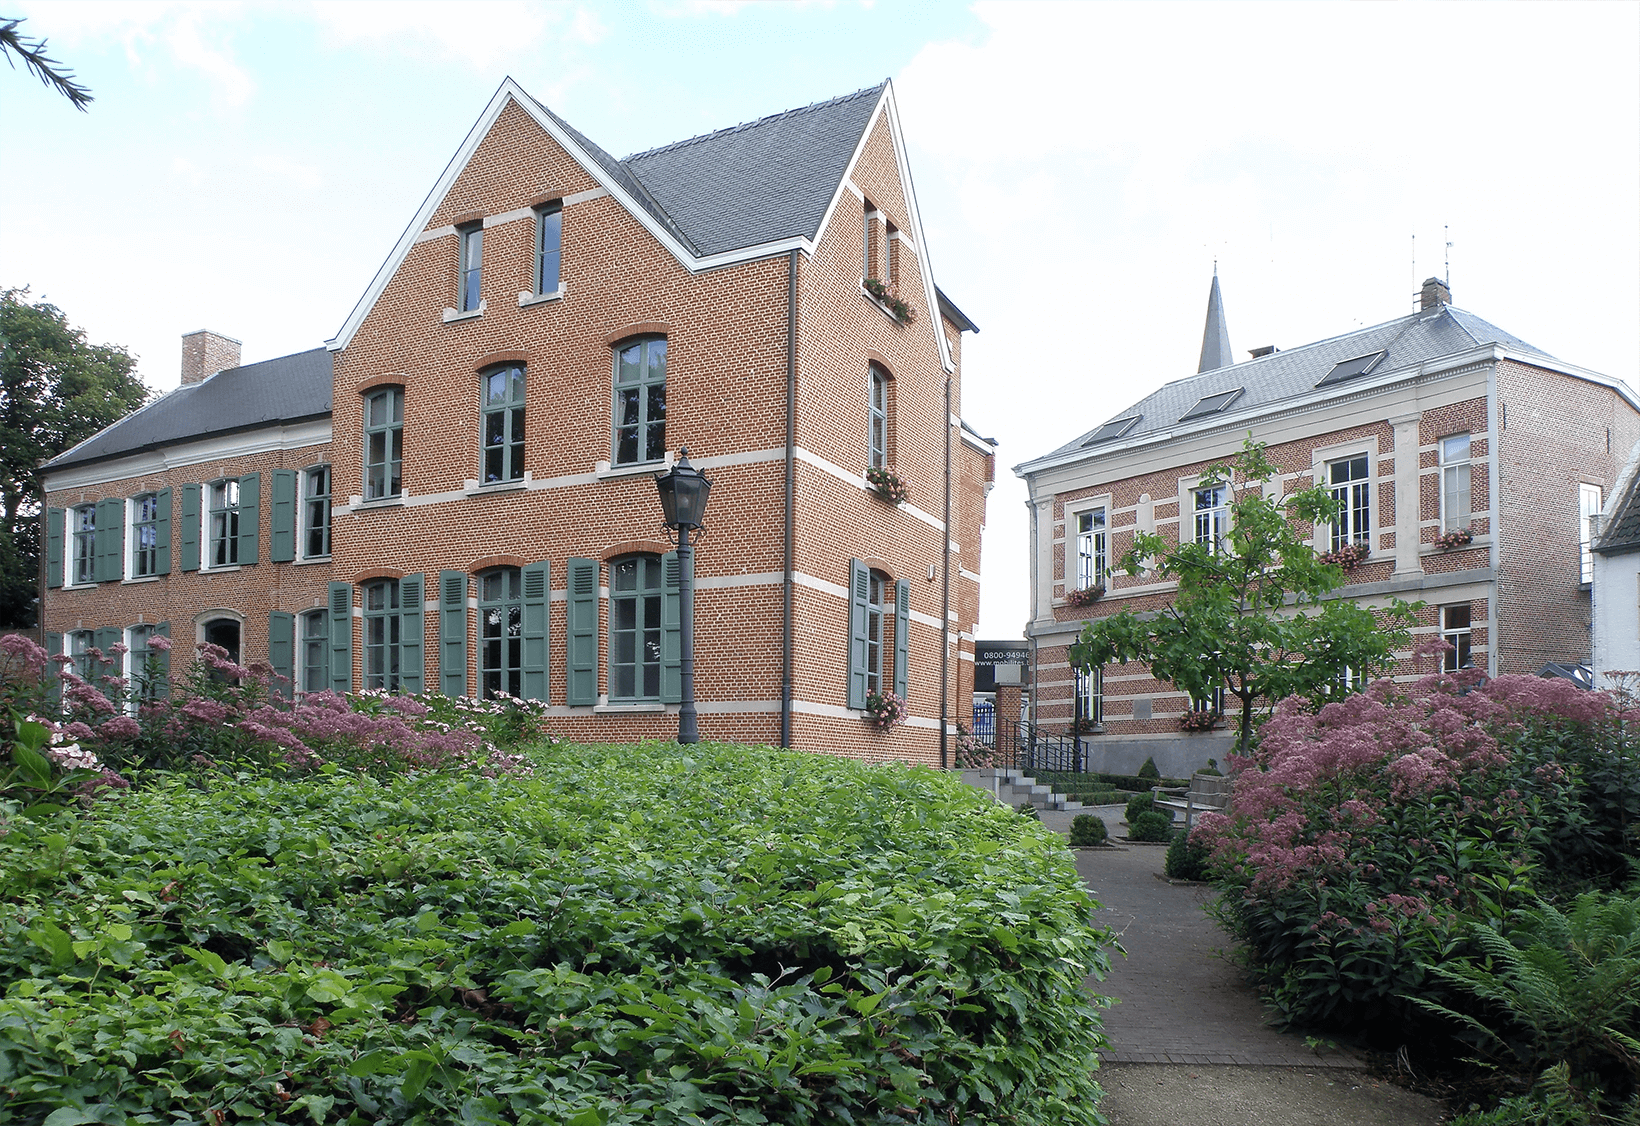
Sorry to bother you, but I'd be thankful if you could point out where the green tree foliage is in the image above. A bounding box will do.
[1070,439,1418,757]
[0,289,148,625]
[0,16,92,109]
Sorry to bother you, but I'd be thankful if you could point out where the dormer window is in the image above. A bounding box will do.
[1316,350,1386,389]
[1180,388,1243,421]
[1082,415,1141,447]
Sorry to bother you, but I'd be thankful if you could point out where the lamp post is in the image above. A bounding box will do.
[655,448,711,744]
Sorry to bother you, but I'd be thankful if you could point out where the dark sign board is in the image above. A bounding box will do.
[974,641,1029,666]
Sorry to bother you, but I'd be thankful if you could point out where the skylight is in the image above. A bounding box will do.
[1316,350,1387,389]
[1179,388,1243,422]
[1082,415,1142,447]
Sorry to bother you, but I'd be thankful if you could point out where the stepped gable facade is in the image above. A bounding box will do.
[40,79,992,764]
[1015,276,1638,746]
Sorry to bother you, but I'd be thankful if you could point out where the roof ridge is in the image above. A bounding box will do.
[622,83,885,163]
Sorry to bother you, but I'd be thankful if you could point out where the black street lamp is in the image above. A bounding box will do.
[655,448,711,744]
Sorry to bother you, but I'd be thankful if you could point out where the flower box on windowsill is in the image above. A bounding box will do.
[1318,542,1370,571]
[863,690,905,730]
[862,278,915,325]
[1434,527,1475,550]
[1180,710,1223,732]
[865,466,908,505]
[1064,584,1105,609]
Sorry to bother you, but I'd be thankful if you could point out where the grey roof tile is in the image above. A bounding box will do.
[1045,305,1556,461]
[44,348,333,471]
[621,84,885,257]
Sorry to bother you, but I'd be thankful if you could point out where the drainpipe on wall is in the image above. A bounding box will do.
[939,373,952,770]
[780,248,797,748]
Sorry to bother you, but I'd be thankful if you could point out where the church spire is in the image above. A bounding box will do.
[1197,267,1232,373]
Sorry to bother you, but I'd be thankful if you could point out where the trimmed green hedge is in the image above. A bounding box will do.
[2,741,1114,1125]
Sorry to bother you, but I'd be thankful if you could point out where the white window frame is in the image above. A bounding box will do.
[1441,604,1473,672]
[1192,483,1229,553]
[1073,505,1107,590]
[1325,453,1372,550]
[868,365,889,469]
[66,629,93,681]
[1580,482,1603,584]
[205,478,240,570]
[458,224,483,313]
[1075,666,1103,724]
[128,492,159,580]
[69,503,96,586]
[1440,433,1472,534]
[301,464,332,560]
[1190,684,1225,714]
[299,608,328,694]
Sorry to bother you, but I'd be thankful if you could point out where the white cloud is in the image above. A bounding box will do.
[308,0,565,68]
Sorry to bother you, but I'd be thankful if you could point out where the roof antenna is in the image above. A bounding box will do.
[1444,225,1452,288]
[1410,233,1417,312]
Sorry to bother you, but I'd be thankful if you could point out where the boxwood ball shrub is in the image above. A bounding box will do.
[1070,813,1109,846]
[1124,792,1159,825]
[1165,828,1212,880]
[1128,810,1174,842]
[0,740,1116,1125]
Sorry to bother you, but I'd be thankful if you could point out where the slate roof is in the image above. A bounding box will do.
[1041,305,1555,463]
[617,84,886,257]
[44,348,333,472]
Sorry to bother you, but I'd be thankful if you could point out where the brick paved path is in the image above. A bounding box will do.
[1071,842,1361,1068]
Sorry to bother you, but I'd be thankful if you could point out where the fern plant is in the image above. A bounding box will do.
[1412,891,1640,1101]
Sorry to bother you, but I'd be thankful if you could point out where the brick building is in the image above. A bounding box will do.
[40,79,993,765]
[1014,275,1638,771]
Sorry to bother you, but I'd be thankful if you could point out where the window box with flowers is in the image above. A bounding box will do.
[864,690,905,730]
[1179,710,1222,732]
[1434,527,1475,550]
[863,277,915,325]
[865,466,909,506]
[1317,542,1370,571]
[1065,584,1105,609]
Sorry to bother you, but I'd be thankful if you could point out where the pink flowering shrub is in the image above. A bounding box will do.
[1200,668,1640,1032]
[1,634,544,787]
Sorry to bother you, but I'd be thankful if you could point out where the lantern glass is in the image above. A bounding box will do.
[655,452,711,529]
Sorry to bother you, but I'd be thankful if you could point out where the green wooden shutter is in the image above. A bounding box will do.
[270,470,296,563]
[398,573,424,694]
[237,473,260,565]
[45,632,62,701]
[847,558,870,710]
[179,485,201,572]
[439,571,468,698]
[328,582,353,694]
[94,627,121,676]
[46,508,64,589]
[565,557,598,706]
[152,622,170,698]
[521,561,550,702]
[154,488,172,575]
[95,498,123,582]
[268,611,294,699]
[893,578,910,700]
[660,551,685,704]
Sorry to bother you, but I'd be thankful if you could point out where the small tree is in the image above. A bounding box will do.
[1069,439,1417,758]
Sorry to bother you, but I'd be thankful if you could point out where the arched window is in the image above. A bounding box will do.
[609,554,663,700]
[868,365,889,470]
[478,567,522,699]
[201,617,241,683]
[480,365,526,484]
[612,336,666,466]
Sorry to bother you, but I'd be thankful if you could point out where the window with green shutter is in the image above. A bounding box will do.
[131,493,160,577]
[893,578,910,699]
[153,488,172,575]
[846,559,870,710]
[300,609,329,695]
[439,570,469,698]
[71,504,96,585]
[94,498,123,581]
[479,567,522,699]
[268,611,294,698]
[270,470,296,563]
[328,582,353,695]
[207,480,239,567]
[303,465,331,558]
[363,579,402,692]
[179,485,201,572]
[609,554,663,701]
[520,562,549,702]
[46,507,64,589]
[399,574,424,694]
[237,473,260,564]
[660,551,684,704]
[565,557,599,706]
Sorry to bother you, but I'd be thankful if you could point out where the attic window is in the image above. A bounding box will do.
[1082,415,1142,447]
[1316,350,1387,389]
[1180,388,1243,422]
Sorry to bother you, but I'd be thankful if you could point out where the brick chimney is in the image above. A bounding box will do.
[180,330,242,385]
[1420,277,1452,310]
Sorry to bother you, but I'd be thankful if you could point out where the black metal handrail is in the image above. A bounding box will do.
[958,717,1092,775]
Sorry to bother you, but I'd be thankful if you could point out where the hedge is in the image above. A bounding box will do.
[1,740,1114,1125]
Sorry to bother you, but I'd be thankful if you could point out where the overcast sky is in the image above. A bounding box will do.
[6,1,1637,639]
